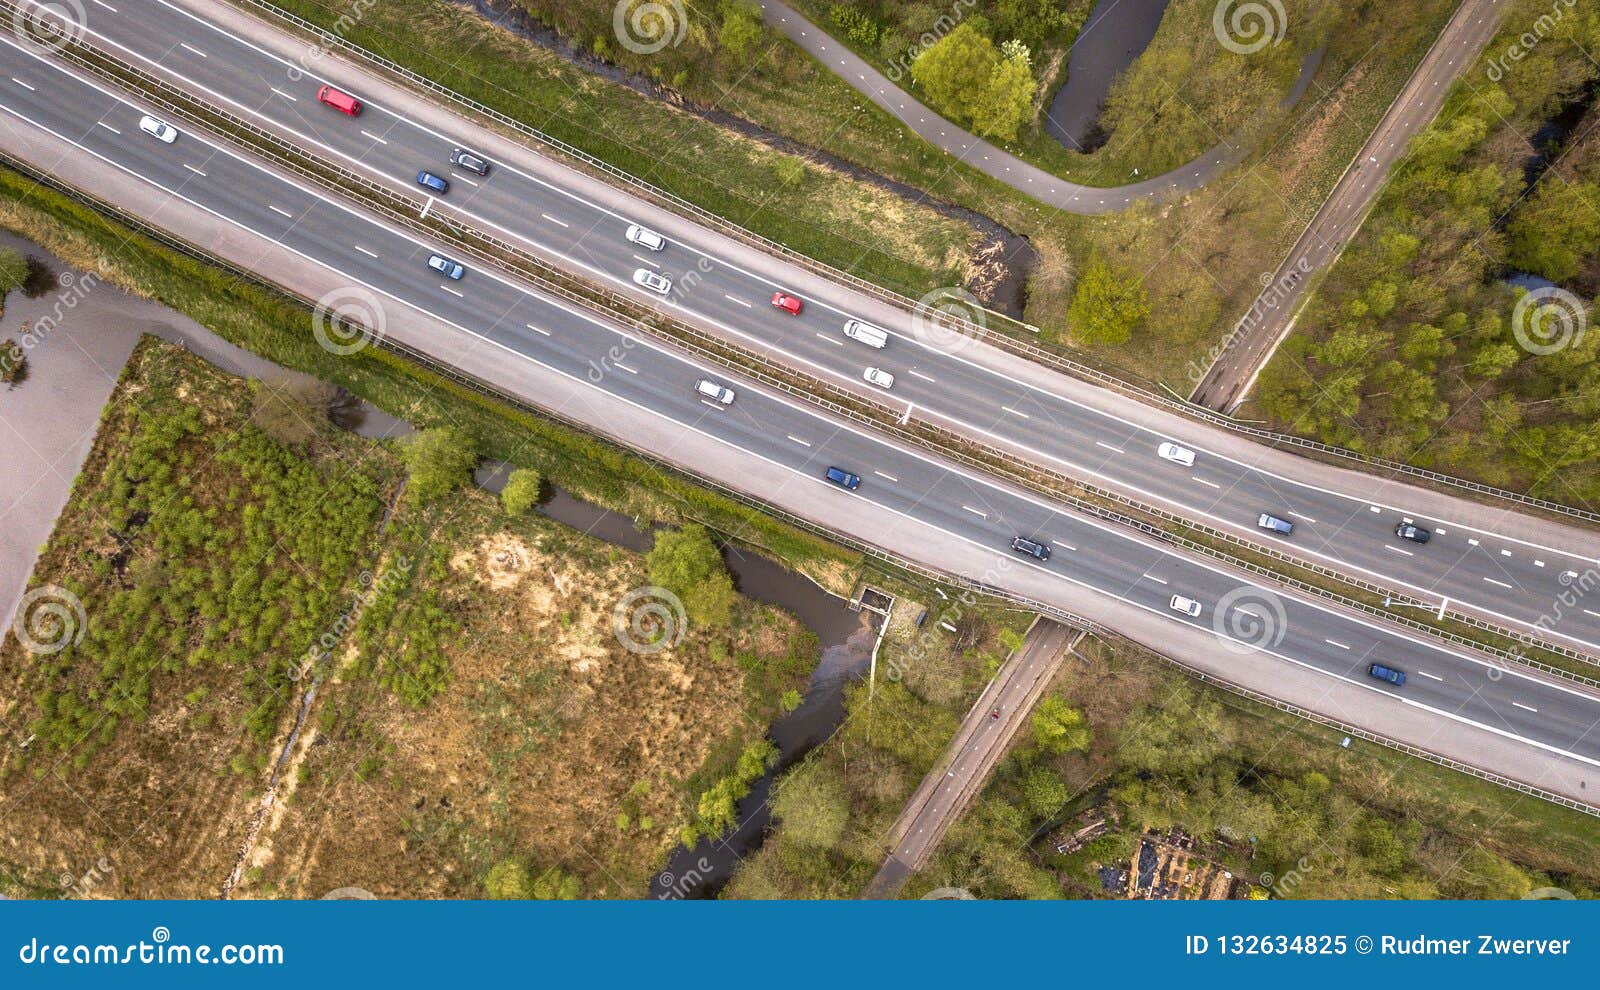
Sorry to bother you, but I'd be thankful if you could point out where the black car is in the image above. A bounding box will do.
[1010,536,1050,561]
[450,147,490,176]
[1395,522,1432,544]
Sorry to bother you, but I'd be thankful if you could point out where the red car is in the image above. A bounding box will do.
[316,85,362,116]
[770,291,803,315]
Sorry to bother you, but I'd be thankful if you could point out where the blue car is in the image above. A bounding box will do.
[416,170,449,194]
[426,253,464,280]
[1368,663,1407,687]
[823,466,861,490]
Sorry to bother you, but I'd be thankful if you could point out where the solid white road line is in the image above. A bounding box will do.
[873,470,899,483]
[1192,476,1220,489]
[269,86,297,101]
[1052,540,1076,551]
[541,213,568,228]
[1144,574,1168,586]
[179,42,207,57]
[1512,701,1539,714]
[354,245,378,258]
[1418,670,1443,682]
[908,369,936,383]
[1385,545,1414,556]
[1325,639,1350,650]
[440,285,463,297]
[962,505,989,519]
[632,253,659,268]
[1002,406,1030,420]
[815,331,842,345]
[268,204,293,218]
[1095,441,1125,453]
[524,323,551,337]
[1483,577,1513,589]
[181,163,206,176]
[9,78,33,91]
[96,120,119,134]
[786,435,810,447]
[726,295,752,308]
[359,129,388,145]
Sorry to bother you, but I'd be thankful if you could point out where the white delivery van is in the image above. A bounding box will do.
[842,319,889,349]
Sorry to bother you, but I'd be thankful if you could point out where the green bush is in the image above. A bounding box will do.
[397,426,479,503]
[500,468,543,516]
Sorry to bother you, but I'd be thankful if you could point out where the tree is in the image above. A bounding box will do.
[1018,765,1070,818]
[1506,180,1600,282]
[911,22,999,121]
[500,468,543,516]
[646,524,735,628]
[771,760,848,849]
[248,376,340,447]
[970,51,1035,142]
[717,0,763,64]
[1030,696,1089,754]
[397,426,478,503]
[531,867,580,900]
[1068,255,1149,346]
[0,248,28,294]
[484,858,532,899]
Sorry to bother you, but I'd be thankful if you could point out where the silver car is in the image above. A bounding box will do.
[632,267,672,295]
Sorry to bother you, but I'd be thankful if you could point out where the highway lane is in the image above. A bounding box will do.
[51,0,1600,657]
[2,35,1597,768]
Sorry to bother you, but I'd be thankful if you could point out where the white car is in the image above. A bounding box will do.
[695,379,735,406]
[862,367,895,390]
[1169,595,1203,618]
[632,268,671,295]
[138,115,179,144]
[625,224,666,251]
[1157,442,1195,466]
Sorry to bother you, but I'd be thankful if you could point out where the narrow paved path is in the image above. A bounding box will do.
[759,0,1240,214]
[865,619,1081,898]
[1191,0,1509,409]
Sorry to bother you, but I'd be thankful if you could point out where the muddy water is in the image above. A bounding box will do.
[1045,0,1171,152]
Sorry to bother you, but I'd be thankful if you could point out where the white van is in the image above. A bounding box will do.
[842,319,888,349]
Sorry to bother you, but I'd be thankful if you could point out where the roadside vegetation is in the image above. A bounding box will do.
[1253,0,1600,501]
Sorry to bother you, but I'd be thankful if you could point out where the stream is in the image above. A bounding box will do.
[1044,0,1171,152]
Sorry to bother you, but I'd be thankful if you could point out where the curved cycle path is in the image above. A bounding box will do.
[760,0,1262,214]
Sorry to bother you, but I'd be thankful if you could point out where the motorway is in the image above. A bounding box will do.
[3,29,1598,779]
[54,0,1600,661]
[1191,0,1509,409]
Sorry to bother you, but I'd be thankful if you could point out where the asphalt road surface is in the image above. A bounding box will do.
[51,0,1600,663]
[3,33,1596,781]
[1191,0,1510,409]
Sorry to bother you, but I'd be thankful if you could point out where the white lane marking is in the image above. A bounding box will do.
[961,505,989,519]
[10,77,33,91]
[1144,574,1168,586]
[439,284,463,297]
[873,470,899,483]
[1483,577,1513,589]
[354,245,378,258]
[612,362,638,375]
[524,323,551,337]
[1290,511,1317,523]
[815,331,843,345]
[1418,670,1443,682]
[419,196,433,219]
[725,294,752,308]
[540,213,568,228]
[1095,441,1124,453]
[1501,549,1512,557]
[1435,527,1446,535]
[179,42,207,58]
[1535,560,1545,568]
[786,435,811,447]
[1512,701,1539,714]
[92,0,118,10]
[1468,538,1480,546]
[699,399,725,410]
[1002,406,1030,420]
[269,86,297,102]
[908,369,936,383]
[268,204,293,217]
[631,253,659,268]
[1385,545,1414,556]
[96,120,119,134]
[1324,639,1350,650]
[1584,609,1600,619]
[359,129,388,145]
[1369,505,1381,513]
[1192,476,1220,489]
[1051,540,1076,551]
[452,174,479,186]
[181,163,206,176]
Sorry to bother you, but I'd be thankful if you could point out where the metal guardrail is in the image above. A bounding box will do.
[228,0,1600,529]
[3,145,1595,820]
[41,18,1599,682]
